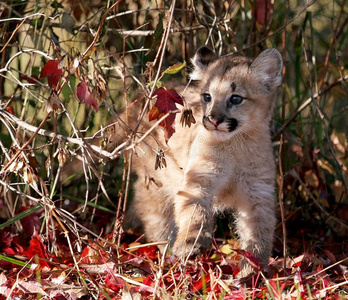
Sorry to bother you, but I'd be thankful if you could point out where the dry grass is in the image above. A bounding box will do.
[0,0,347,298]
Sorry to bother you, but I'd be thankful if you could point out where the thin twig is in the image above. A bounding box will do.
[306,256,348,280]
[0,109,117,159]
[132,0,177,136]
[81,1,122,59]
[0,18,26,54]
[1,112,51,173]
[273,75,348,139]
[278,134,287,273]
[152,242,169,297]
[109,24,205,36]
[289,169,348,231]
[239,0,316,53]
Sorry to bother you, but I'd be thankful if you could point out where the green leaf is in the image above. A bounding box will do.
[0,254,32,268]
[162,61,187,75]
[58,194,115,214]
[147,80,163,89]
[0,204,42,230]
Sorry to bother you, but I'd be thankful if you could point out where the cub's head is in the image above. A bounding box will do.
[190,47,282,139]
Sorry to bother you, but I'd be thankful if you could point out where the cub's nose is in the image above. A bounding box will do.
[208,116,223,126]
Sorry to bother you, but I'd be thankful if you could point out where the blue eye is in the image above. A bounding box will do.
[229,95,244,106]
[202,93,212,102]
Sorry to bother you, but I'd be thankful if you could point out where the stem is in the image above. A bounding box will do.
[1,112,51,173]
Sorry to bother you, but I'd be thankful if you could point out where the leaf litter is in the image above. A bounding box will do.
[0,221,347,299]
[0,1,347,299]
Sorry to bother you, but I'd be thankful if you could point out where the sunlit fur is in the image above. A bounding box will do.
[123,47,283,277]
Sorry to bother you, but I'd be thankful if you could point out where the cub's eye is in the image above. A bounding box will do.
[202,93,212,102]
[228,95,244,106]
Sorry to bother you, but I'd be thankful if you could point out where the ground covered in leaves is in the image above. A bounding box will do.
[0,223,347,299]
[1,0,348,299]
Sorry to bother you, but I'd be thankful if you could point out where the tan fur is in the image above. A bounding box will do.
[123,47,282,277]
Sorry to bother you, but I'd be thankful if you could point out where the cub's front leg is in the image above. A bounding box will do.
[172,192,213,257]
[171,168,217,257]
[235,179,276,277]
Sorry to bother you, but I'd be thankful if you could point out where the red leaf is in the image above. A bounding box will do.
[192,274,210,292]
[148,105,159,121]
[40,60,63,90]
[24,232,50,269]
[53,296,67,300]
[77,76,99,111]
[234,249,262,270]
[224,291,247,300]
[104,273,124,292]
[5,106,14,115]
[80,246,93,264]
[136,245,158,261]
[132,275,155,296]
[254,0,274,26]
[20,74,40,84]
[149,88,184,142]
[142,275,155,288]
[80,242,110,264]
[0,230,15,255]
[80,245,101,263]
[11,236,25,255]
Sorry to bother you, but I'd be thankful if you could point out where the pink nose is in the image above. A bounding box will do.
[209,118,219,126]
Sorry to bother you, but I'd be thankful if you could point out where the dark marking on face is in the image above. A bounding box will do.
[227,118,239,132]
[222,61,241,75]
[220,65,231,75]
[231,82,236,92]
[230,61,241,68]
[202,116,209,130]
[264,83,271,92]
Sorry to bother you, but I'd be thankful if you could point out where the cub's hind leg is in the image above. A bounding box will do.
[128,181,176,251]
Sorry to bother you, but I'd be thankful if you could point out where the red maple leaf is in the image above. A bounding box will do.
[149,87,184,142]
[40,60,63,90]
[24,232,50,269]
[76,76,99,111]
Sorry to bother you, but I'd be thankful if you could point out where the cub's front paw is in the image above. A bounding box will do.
[238,263,256,278]
[171,232,212,258]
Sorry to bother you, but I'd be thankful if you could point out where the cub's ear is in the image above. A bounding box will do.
[190,47,218,81]
[249,48,283,93]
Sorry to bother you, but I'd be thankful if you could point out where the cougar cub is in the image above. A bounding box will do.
[124,47,282,276]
